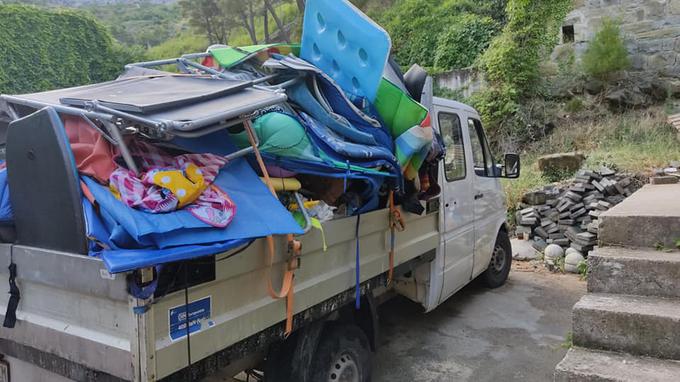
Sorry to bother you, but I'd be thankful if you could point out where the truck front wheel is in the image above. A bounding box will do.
[481,230,512,288]
[308,324,372,382]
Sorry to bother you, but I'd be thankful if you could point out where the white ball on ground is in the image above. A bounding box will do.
[544,244,565,260]
[565,251,586,273]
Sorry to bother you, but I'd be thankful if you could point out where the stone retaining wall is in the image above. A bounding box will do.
[434,68,485,99]
[559,0,680,80]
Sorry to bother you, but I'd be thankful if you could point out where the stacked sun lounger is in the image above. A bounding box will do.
[0,0,442,276]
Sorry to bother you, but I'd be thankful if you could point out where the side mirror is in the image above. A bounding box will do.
[502,153,520,179]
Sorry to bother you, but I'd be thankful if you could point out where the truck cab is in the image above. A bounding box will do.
[434,97,514,303]
[391,97,518,313]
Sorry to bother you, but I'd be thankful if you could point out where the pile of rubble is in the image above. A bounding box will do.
[515,167,638,258]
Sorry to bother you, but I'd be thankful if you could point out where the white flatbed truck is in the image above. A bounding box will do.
[0,96,519,382]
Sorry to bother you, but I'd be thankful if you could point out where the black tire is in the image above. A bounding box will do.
[481,230,512,288]
[307,324,372,382]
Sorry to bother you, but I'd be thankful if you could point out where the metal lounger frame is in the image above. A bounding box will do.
[1,50,313,232]
[1,51,288,172]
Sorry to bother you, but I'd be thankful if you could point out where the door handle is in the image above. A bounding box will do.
[474,193,484,200]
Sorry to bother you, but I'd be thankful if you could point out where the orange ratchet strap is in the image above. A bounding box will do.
[387,191,406,286]
[245,120,301,336]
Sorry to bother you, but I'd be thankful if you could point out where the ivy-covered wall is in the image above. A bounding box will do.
[0,4,136,95]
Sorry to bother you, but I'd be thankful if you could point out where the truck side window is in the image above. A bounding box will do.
[467,118,495,177]
[438,112,466,181]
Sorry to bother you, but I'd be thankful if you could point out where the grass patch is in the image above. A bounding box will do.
[561,332,573,349]
[577,260,588,281]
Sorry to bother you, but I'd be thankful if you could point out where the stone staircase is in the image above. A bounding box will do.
[555,184,680,381]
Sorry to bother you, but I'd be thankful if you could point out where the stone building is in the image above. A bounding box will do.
[559,0,680,81]
[434,0,680,97]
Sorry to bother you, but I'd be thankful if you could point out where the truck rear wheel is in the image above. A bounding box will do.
[308,324,372,382]
[481,230,512,288]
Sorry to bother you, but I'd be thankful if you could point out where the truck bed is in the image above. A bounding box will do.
[0,206,439,381]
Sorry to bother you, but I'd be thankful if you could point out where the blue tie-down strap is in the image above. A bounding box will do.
[84,135,303,273]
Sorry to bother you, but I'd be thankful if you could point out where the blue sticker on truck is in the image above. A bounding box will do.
[169,296,212,341]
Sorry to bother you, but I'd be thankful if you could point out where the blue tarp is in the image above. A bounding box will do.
[101,240,251,274]
[90,133,303,273]
[0,168,13,223]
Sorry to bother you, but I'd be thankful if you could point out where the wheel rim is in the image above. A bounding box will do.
[490,244,507,273]
[328,352,360,382]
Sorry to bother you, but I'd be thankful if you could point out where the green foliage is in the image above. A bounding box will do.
[375,0,442,68]
[147,33,209,60]
[375,0,506,69]
[179,0,299,46]
[549,44,587,97]
[228,3,301,46]
[434,14,500,69]
[561,331,573,349]
[480,0,572,96]
[582,18,630,81]
[554,255,566,273]
[179,0,233,44]
[577,260,588,280]
[543,167,576,183]
[471,0,573,145]
[468,84,519,134]
[0,4,143,94]
[433,85,467,102]
[565,98,585,113]
[83,2,185,48]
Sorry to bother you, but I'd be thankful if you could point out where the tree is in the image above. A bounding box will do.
[232,0,259,45]
[181,0,294,46]
[582,18,630,81]
[179,0,232,44]
[264,0,290,43]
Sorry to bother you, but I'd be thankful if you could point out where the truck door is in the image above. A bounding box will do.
[437,110,475,301]
[466,118,505,277]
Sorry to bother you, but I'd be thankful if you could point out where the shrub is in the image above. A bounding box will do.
[470,0,573,147]
[565,98,585,113]
[479,0,572,98]
[434,14,500,69]
[582,18,630,81]
[375,0,506,69]
[376,0,443,68]
[0,5,140,94]
[147,33,209,60]
[549,44,587,97]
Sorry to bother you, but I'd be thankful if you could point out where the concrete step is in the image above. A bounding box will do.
[598,184,680,249]
[588,247,680,298]
[573,293,680,360]
[555,347,680,382]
